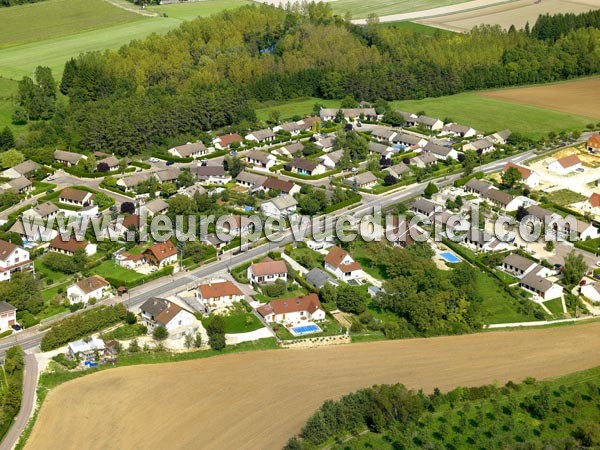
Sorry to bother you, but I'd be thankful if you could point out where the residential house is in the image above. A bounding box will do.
[416,115,444,131]
[2,177,32,194]
[368,142,394,159]
[573,219,599,241]
[411,198,440,217]
[143,241,178,267]
[409,152,437,168]
[384,163,411,179]
[0,302,16,331]
[441,123,476,138]
[168,141,210,159]
[48,236,96,256]
[584,192,600,215]
[245,128,275,143]
[305,268,337,289]
[463,228,494,252]
[487,129,512,145]
[262,177,300,196]
[236,171,268,190]
[139,297,195,333]
[66,275,111,305]
[213,133,243,150]
[343,172,378,190]
[274,121,303,136]
[296,116,320,131]
[191,166,231,185]
[324,246,363,281]
[180,184,207,198]
[54,149,87,166]
[244,150,277,170]
[397,111,418,127]
[391,132,428,148]
[526,205,561,227]
[502,162,540,188]
[520,272,563,300]
[548,155,582,174]
[2,160,40,179]
[8,220,57,243]
[462,138,494,154]
[94,155,119,172]
[581,281,600,302]
[482,188,522,211]
[247,257,288,284]
[219,215,254,236]
[315,136,335,152]
[319,107,377,122]
[155,168,181,184]
[274,142,304,158]
[587,134,600,153]
[23,201,59,221]
[197,281,244,310]
[285,158,326,176]
[0,240,32,282]
[318,149,344,169]
[59,188,94,207]
[502,253,539,278]
[68,337,105,361]
[423,142,459,160]
[116,173,154,192]
[115,251,145,270]
[464,179,492,196]
[260,195,297,218]
[140,198,168,217]
[257,293,326,324]
[371,127,397,142]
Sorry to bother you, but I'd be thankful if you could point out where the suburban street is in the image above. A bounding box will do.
[0,149,535,357]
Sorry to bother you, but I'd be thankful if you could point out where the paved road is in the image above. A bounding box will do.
[0,353,38,450]
[0,149,535,358]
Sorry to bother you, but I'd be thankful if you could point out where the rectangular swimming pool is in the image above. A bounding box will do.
[440,251,461,263]
[290,324,322,336]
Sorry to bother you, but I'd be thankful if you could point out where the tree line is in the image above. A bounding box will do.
[14,4,600,155]
[531,9,600,41]
[0,0,45,6]
[0,346,24,441]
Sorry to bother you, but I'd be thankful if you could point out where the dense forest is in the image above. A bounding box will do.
[532,9,600,41]
[15,3,600,154]
[0,346,24,441]
[287,370,600,449]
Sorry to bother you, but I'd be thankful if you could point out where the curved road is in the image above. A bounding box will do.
[25,321,600,450]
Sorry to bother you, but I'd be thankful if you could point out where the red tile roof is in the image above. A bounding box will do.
[198,281,243,299]
[556,154,581,169]
[324,246,362,272]
[257,294,323,317]
[217,133,242,147]
[144,241,177,261]
[589,192,600,208]
[49,236,88,253]
[588,134,600,149]
[250,257,288,277]
[503,162,533,179]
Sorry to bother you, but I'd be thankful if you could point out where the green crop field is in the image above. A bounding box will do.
[328,0,470,18]
[149,0,250,21]
[390,92,596,138]
[0,0,144,48]
[0,0,250,79]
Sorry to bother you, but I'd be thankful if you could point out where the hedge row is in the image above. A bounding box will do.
[453,171,485,188]
[322,194,362,214]
[40,304,127,351]
[281,169,339,180]
[129,161,151,170]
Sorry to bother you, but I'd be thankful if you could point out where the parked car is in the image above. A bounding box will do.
[45,189,54,194]
[166,161,175,166]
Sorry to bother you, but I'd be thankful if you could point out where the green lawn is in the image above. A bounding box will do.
[203,311,263,334]
[328,0,471,18]
[35,259,70,285]
[0,77,27,134]
[94,260,144,284]
[476,271,537,324]
[148,0,250,21]
[544,298,565,317]
[390,92,596,139]
[546,189,587,206]
[255,97,340,122]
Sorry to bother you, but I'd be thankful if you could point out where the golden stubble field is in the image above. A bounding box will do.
[26,321,600,450]
[480,77,600,119]
[420,0,600,32]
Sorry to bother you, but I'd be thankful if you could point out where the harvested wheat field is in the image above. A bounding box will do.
[481,77,600,119]
[26,322,600,450]
[420,0,600,32]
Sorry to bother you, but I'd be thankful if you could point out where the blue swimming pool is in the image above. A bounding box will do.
[440,251,461,263]
[290,324,322,336]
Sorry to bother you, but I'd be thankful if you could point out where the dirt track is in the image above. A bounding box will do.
[26,322,600,450]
